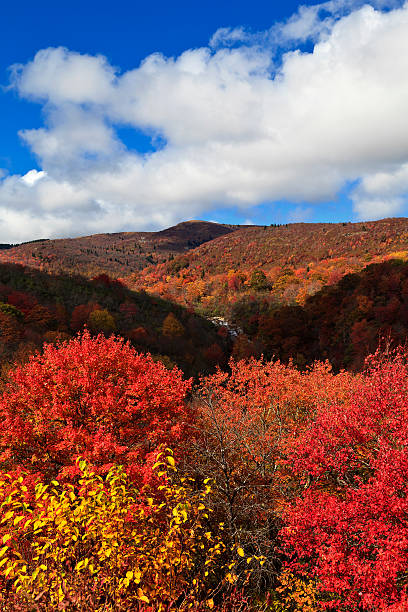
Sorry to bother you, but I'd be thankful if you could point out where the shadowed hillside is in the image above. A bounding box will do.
[0,263,229,378]
[231,259,408,371]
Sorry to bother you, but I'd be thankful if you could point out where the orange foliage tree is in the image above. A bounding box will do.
[188,358,354,584]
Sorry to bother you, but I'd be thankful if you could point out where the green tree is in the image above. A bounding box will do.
[249,269,270,291]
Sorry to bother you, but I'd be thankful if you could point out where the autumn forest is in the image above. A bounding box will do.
[0,218,408,610]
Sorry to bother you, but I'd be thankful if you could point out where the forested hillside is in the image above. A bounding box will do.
[127,218,408,316]
[0,263,228,379]
[3,218,408,377]
[228,259,408,371]
[0,221,242,278]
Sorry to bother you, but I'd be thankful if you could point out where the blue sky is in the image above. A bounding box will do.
[0,0,407,240]
[0,0,302,175]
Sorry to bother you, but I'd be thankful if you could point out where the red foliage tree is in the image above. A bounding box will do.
[118,301,139,326]
[283,348,408,610]
[129,325,149,343]
[7,290,37,314]
[70,302,100,332]
[0,331,191,482]
[202,342,225,367]
[25,303,54,328]
[92,273,124,290]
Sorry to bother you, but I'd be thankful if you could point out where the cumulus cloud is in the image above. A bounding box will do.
[0,0,408,241]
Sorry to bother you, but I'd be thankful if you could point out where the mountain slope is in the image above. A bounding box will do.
[240,259,408,371]
[0,221,243,278]
[0,262,229,379]
[126,218,408,315]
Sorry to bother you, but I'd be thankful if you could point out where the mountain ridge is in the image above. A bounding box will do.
[0,220,250,278]
[124,216,408,318]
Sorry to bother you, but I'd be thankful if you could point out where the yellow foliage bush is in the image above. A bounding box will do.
[0,452,236,611]
[272,570,318,611]
[87,308,116,334]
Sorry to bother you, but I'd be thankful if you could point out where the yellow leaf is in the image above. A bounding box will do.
[237,547,245,557]
[207,599,214,609]
[137,588,149,603]
[134,571,141,584]
[166,455,175,467]
[226,572,237,584]
[2,535,11,544]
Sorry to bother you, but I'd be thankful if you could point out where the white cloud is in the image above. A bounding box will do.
[209,27,250,49]
[20,169,46,186]
[353,163,408,218]
[10,47,116,105]
[0,0,408,241]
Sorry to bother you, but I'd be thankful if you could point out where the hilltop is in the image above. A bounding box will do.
[0,221,244,278]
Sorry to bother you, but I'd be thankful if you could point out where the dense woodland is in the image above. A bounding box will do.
[126,217,408,317]
[0,263,228,379]
[1,219,408,609]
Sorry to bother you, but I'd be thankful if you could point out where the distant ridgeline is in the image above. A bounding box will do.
[0,221,242,277]
[0,239,50,250]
